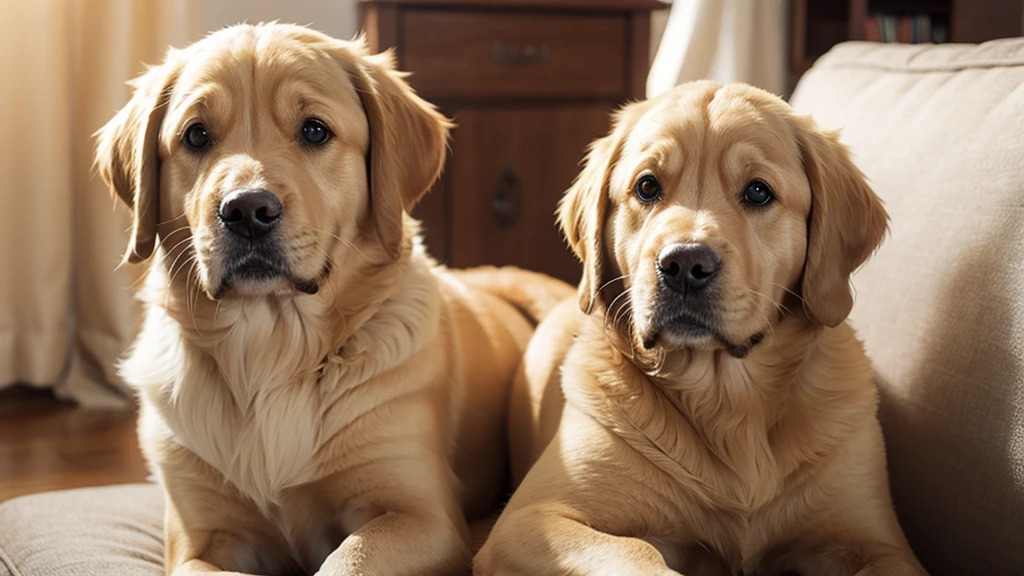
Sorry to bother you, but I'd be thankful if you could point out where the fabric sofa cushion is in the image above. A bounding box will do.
[790,39,1024,575]
[0,484,163,576]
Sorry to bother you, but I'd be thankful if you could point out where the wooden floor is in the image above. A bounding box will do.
[0,386,149,503]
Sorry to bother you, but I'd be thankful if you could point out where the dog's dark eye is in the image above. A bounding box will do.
[634,175,661,203]
[301,118,331,145]
[743,180,773,206]
[183,123,210,151]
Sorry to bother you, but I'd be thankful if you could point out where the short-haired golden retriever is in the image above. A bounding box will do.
[95,23,571,576]
[475,82,927,576]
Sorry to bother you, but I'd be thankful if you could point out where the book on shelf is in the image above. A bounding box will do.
[867,13,946,44]
[865,14,882,42]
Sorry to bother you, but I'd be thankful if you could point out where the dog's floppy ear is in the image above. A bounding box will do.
[793,115,888,327]
[340,41,452,259]
[95,53,181,265]
[558,109,632,314]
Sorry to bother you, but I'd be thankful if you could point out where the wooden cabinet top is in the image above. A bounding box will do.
[361,0,667,12]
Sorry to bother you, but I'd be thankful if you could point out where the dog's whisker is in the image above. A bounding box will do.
[767,282,804,305]
[165,253,197,314]
[604,287,633,326]
[313,245,338,268]
[214,298,223,327]
[753,306,784,362]
[745,288,793,317]
[612,304,633,333]
[186,260,204,337]
[610,296,633,333]
[164,248,193,281]
[179,262,194,327]
[166,256,194,292]
[312,229,371,263]
[595,274,631,295]
[590,274,633,318]
[614,301,633,331]
[604,285,629,305]
[115,226,193,276]
[149,227,194,264]
[184,261,197,332]
[158,225,192,243]
[156,213,187,227]
[166,251,197,290]
[161,236,198,275]
[312,246,346,318]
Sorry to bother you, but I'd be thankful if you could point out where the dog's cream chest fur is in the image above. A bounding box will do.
[125,256,443,514]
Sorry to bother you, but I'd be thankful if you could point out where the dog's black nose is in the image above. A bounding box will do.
[219,189,282,240]
[657,243,720,292]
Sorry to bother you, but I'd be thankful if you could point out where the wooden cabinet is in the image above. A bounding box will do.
[361,0,664,283]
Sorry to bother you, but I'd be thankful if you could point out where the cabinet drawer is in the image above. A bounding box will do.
[438,104,613,283]
[401,10,627,99]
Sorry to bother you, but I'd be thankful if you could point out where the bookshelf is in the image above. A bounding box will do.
[790,0,1024,91]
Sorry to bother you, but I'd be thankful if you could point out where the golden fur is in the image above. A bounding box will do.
[475,82,927,575]
[95,23,572,576]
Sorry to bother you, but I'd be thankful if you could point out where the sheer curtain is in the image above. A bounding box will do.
[0,0,196,407]
[647,0,787,98]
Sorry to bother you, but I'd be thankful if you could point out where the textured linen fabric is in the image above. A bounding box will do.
[790,39,1024,575]
[0,0,195,407]
[647,0,787,98]
[0,484,163,576]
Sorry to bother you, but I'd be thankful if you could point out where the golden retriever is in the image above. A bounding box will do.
[95,23,571,576]
[475,82,927,576]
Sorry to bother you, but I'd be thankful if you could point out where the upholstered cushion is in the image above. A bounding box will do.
[791,39,1024,575]
[0,484,163,576]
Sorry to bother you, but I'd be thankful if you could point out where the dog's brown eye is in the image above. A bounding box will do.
[634,175,661,202]
[743,180,773,206]
[302,118,331,145]
[183,123,210,151]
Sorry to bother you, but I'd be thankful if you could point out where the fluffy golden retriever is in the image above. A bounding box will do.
[475,82,927,575]
[95,24,571,576]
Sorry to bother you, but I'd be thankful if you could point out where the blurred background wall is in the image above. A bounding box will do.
[200,0,359,39]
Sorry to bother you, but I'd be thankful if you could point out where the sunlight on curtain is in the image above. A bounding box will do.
[648,0,786,98]
[0,0,196,406]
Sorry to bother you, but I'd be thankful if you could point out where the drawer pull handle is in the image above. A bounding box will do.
[493,167,522,229]
[492,41,549,66]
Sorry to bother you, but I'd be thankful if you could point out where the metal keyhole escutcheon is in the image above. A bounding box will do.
[493,166,522,229]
